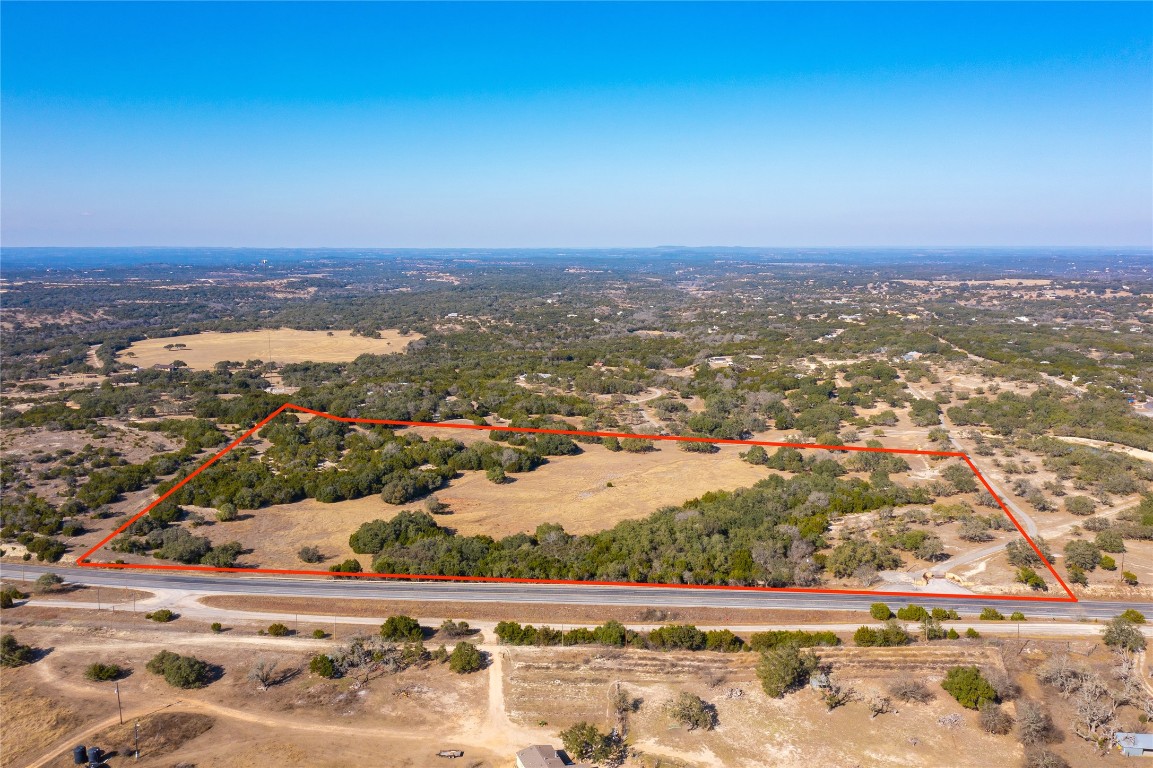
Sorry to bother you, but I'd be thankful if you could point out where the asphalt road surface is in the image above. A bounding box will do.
[4,564,1143,622]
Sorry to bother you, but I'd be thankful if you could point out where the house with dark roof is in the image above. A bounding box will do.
[515,744,591,768]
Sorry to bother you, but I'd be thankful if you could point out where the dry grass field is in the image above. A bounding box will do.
[145,441,775,571]
[9,616,1114,768]
[115,328,420,369]
[503,645,1023,768]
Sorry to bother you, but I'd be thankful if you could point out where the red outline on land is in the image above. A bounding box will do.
[78,403,1077,602]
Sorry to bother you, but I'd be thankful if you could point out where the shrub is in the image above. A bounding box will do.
[895,604,929,621]
[309,654,337,678]
[146,650,211,689]
[647,624,707,651]
[1119,609,1146,624]
[559,722,621,763]
[328,558,363,575]
[704,629,745,652]
[1,634,35,667]
[486,466,508,484]
[1063,495,1094,516]
[1103,615,1146,652]
[210,622,223,633]
[267,623,290,637]
[756,644,820,698]
[35,572,65,592]
[1063,540,1101,571]
[664,691,717,731]
[870,602,892,621]
[852,620,912,647]
[889,678,934,703]
[381,615,423,642]
[1095,529,1125,553]
[449,641,483,673]
[1010,612,1026,621]
[438,619,471,638]
[941,666,997,710]
[1016,701,1057,746]
[1099,555,1117,571]
[979,608,1005,621]
[748,630,839,651]
[1016,567,1047,591]
[84,662,124,682]
[146,609,176,623]
[619,437,656,453]
[0,586,27,609]
[1123,571,1138,586]
[215,503,238,522]
[312,629,327,639]
[297,546,323,563]
[1023,748,1069,768]
[979,701,1014,735]
[965,627,981,639]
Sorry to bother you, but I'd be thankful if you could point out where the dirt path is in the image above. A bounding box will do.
[626,387,667,431]
[20,634,495,768]
[469,648,551,754]
[630,738,726,768]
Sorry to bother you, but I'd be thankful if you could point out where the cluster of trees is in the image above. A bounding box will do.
[363,465,934,587]
[853,621,914,647]
[493,620,748,652]
[948,387,1153,452]
[307,634,482,683]
[156,416,555,515]
[110,502,242,567]
[747,630,840,650]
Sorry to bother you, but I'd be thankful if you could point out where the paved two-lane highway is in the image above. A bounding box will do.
[3,564,1141,622]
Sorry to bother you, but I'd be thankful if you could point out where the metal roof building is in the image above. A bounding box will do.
[1116,732,1153,757]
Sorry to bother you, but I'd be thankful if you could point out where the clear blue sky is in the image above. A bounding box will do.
[2,1,1150,247]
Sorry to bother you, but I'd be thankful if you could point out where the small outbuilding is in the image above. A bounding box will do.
[1116,732,1153,757]
[515,744,591,768]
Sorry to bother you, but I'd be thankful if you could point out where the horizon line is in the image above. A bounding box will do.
[4,244,1152,251]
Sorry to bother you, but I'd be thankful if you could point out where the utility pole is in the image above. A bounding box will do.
[115,682,124,724]
[134,721,140,760]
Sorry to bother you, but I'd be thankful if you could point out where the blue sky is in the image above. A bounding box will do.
[2,2,1150,247]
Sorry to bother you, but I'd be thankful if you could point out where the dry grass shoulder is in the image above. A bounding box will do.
[197,594,868,627]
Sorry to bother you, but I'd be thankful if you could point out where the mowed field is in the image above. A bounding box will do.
[141,441,774,571]
[116,328,420,369]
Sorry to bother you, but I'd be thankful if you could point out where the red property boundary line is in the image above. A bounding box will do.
[78,403,1077,603]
